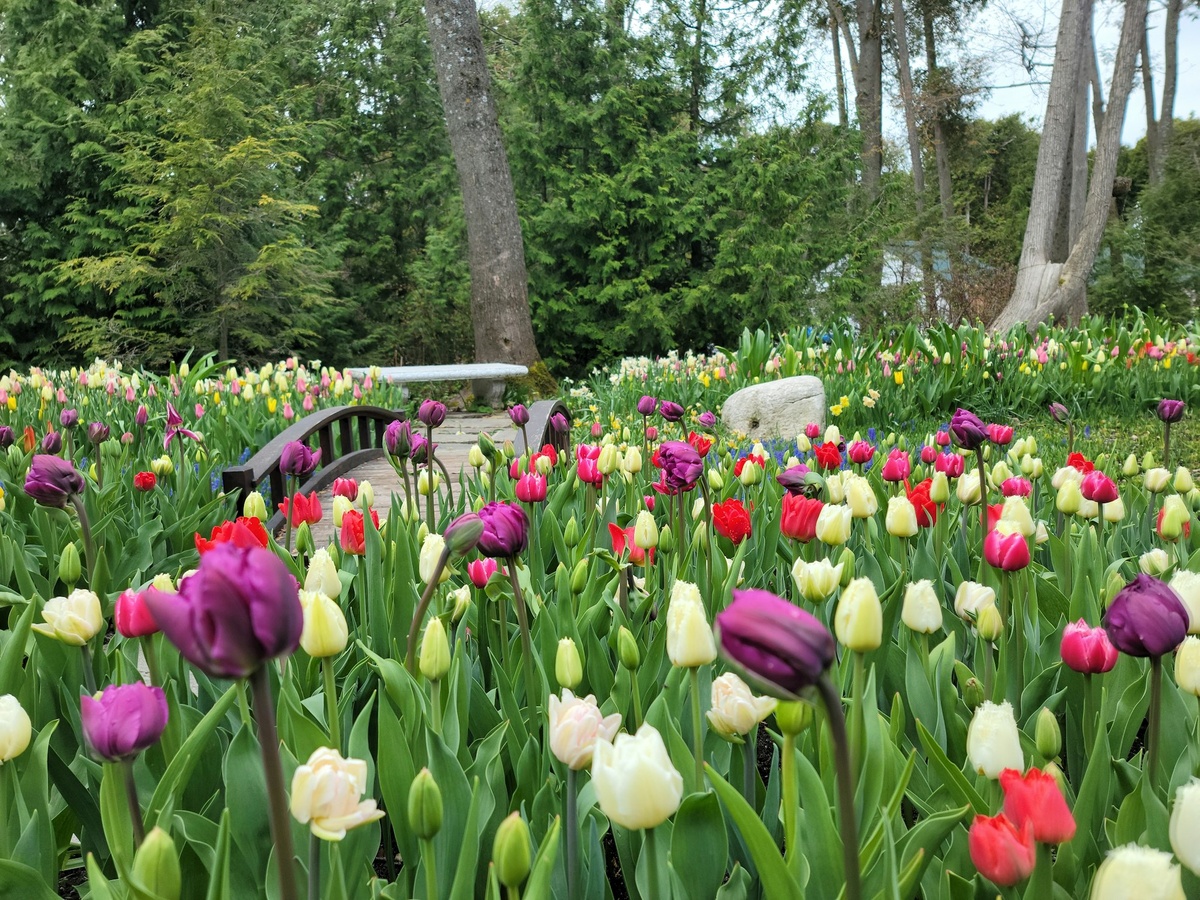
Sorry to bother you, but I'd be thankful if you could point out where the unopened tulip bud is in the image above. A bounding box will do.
[1176,467,1194,493]
[774,700,813,736]
[0,695,32,763]
[242,490,268,522]
[667,580,716,667]
[957,471,981,504]
[408,769,443,840]
[468,445,486,468]
[1176,637,1200,696]
[1140,548,1171,576]
[419,534,450,585]
[477,432,496,458]
[966,700,1023,778]
[296,522,315,557]
[835,578,882,652]
[1056,480,1082,515]
[444,513,484,556]
[570,559,588,595]
[989,460,1012,487]
[493,813,532,889]
[902,580,942,634]
[929,471,950,503]
[739,459,763,486]
[634,510,658,550]
[885,496,918,537]
[708,467,724,491]
[556,638,583,690]
[1122,454,1139,477]
[417,469,440,496]
[1145,467,1172,493]
[299,590,348,658]
[502,440,516,460]
[450,586,471,623]
[563,516,580,548]
[58,542,81,588]
[1103,569,1127,608]
[419,617,450,681]
[659,525,675,554]
[597,444,619,475]
[1142,451,1158,469]
[976,604,1003,641]
[623,446,642,474]
[961,677,985,710]
[837,547,855,586]
[131,827,181,900]
[1035,708,1061,760]
[617,626,640,671]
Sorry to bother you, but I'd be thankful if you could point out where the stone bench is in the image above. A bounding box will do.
[346,363,528,407]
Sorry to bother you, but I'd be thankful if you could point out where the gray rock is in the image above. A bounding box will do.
[721,377,825,441]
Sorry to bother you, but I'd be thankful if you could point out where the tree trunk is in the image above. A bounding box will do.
[1152,0,1182,183]
[832,16,848,127]
[1090,34,1105,140]
[424,0,542,367]
[922,8,954,220]
[1069,62,1089,246]
[1017,0,1150,326]
[829,0,859,88]
[990,0,1093,331]
[1142,16,1160,182]
[855,0,883,203]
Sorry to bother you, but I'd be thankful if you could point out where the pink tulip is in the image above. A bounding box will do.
[984,530,1030,571]
[1059,620,1118,674]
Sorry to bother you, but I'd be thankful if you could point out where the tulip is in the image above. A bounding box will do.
[0,695,33,763]
[87,421,110,444]
[968,814,1036,886]
[419,616,451,681]
[880,448,910,482]
[419,534,451,585]
[712,498,752,545]
[637,395,658,416]
[1090,845,1184,900]
[41,431,62,454]
[548,690,621,769]
[706,672,776,737]
[929,470,950,503]
[305,549,342,599]
[984,523,1030,571]
[130,827,180,900]
[279,440,321,478]
[715,589,836,698]
[935,452,965,478]
[988,460,1013,487]
[835,578,882,652]
[144,544,302,679]
[1142,467,1171,492]
[1103,574,1189,657]
[418,399,447,428]
[1000,767,1076,843]
[987,423,1014,446]
[658,441,702,492]
[299,590,348,658]
[507,403,529,426]
[133,471,156,492]
[1080,471,1118,503]
[493,813,532,890]
[24,454,85,508]
[1169,571,1200,632]
[1060,620,1118,674]
[243,490,268,522]
[956,470,981,504]
[1157,399,1186,423]
[633,510,659,550]
[289,747,385,841]
[966,700,1023,778]
[33,588,103,646]
[476,501,529,557]
[81,683,169,761]
[1140,548,1171,576]
[1048,402,1069,423]
[1169,779,1200,876]
[555,639,583,690]
[384,419,412,457]
[467,557,499,588]
[623,445,642,474]
[775,464,810,494]
[950,408,988,451]
[954,581,996,621]
[998,496,1035,536]
[1175,466,1194,492]
[114,589,160,638]
[815,503,852,545]
[592,724,683,830]
[885,496,918,537]
[901,580,942,634]
[279,491,322,527]
[667,581,716,668]
[408,769,443,840]
[1175,637,1200,696]
[780,494,823,542]
[791,557,844,602]
[843,475,877,518]
[659,400,684,422]
[846,440,874,465]
[1158,495,1191,542]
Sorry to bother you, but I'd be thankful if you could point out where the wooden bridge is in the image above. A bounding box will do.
[220,399,570,545]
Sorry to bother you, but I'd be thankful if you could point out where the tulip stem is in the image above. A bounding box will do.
[1030,843,1052,898]
[1163,421,1171,470]
[69,494,95,587]
[743,725,757,807]
[430,679,443,735]
[781,732,797,862]
[122,759,146,849]
[566,768,579,900]
[506,556,538,713]
[642,826,665,900]
[1149,654,1163,794]
[420,835,438,900]
[1082,673,1095,772]
[406,546,451,675]
[284,476,294,556]
[475,590,492,686]
[308,831,320,900]
[80,643,97,695]
[689,667,706,789]
[250,667,299,900]
[975,447,987,539]
[850,651,865,773]
[817,673,862,900]
[237,681,253,727]
[425,424,435,531]
[322,657,340,751]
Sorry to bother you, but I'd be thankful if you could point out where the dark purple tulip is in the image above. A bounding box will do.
[776,464,811,495]
[143,543,303,679]
[60,408,79,429]
[637,395,658,417]
[385,419,412,457]
[41,431,62,454]
[1103,574,1189,658]
[1048,402,1070,423]
[0,426,13,449]
[658,440,703,492]
[87,422,110,444]
[279,440,321,478]
[659,400,685,422]
[418,399,447,428]
[24,454,83,507]
[135,405,149,427]
[444,512,484,555]
[698,410,717,429]
[410,433,436,464]
[949,408,988,451]
[550,412,569,434]
[508,404,530,427]
[715,589,836,698]
[476,501,529,558]
[1157,399,1186,424]
[81,682,169,761]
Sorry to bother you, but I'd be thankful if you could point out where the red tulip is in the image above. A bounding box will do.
[987,423,1014,445]
[780,494,823,543]
[195,517,269,555]
[968,813,1036,886]
[813,442,841,472]
[687,431,714,457]
[1066,452,1094,474]
[984,529,1030,571]
[1059,619,1118,674]
[712,498,752,545]
[515,473,548,503]
[609,523,652,565]
[1000,768,1076,844]
[279,491,322,527]
[733,454,767,478]
[340,508,380,556]
[332,478,358,501]
[133,471,157,492]
[1080,471,1118,503]
[114,589,160,638]
[906,478,938,527]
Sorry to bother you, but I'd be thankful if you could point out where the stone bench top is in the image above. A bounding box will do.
[347,363,528,383]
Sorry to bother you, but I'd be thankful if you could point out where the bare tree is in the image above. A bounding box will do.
[424,0,543,368]
[1144,0,1184,184]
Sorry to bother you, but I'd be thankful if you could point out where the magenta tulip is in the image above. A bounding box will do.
[476,501,529,558]
[715,589,836,698]
[81,683,169,761]
[1059,620,1118,674]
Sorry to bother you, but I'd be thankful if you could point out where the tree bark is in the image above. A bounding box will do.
[1089,34,1105,140]
[1142,16,1160,182]
[854,0,883,203]
[423,0,542,367]
[922,8,954,220]
[832,16,848,127]
[1152,0,1182,183]
[829,0,859,88]
[991,0,1093,331]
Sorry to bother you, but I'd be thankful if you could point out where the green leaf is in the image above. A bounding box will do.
[915,720,986,815]
[0,858,60,900]
[670,792,727,900]
[147,684,239,824]
[523,817,562,900]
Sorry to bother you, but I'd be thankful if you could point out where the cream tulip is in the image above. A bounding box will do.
[305,548,342,598]
[1175,637,1200,696]
[299,590,348,658]
[791,557,843,602]
[706,673,776,737]
[592,724,683,830]
[332,495,353,527]
[885,496,918,538]
[548,690,621,769]
[999,496,1035,536]
[1057,480,1082,515]
[901,580,942,634]
[0,695,32,763]
[1144,468,1171,492]
[835,578,882,652]
[290,748,385,841]
[957,471,981,505]
[845,475,878,518]
[1169,779,1200,876]
[1089,845,1184,900]
[666,581,716,668]
[419,533,450,585]
[965,700,1023,779]
[1170,571,1200,633]
[815,504,852,546]
[32,589,103,646]
[1175,467,1194,493]
[1139,548,1171,576]
[954,581,996,621]
[1051,465,1084,490]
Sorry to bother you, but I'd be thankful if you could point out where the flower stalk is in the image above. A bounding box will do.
[250,666,299,900]
[817,673,862,900]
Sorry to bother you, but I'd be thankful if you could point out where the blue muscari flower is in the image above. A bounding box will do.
[867,428,876,442]
[1084,425,1091,438]
[239,448,251,463]
[210,472,221,492]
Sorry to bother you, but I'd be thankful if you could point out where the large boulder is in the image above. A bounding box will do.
[721,377,825,441]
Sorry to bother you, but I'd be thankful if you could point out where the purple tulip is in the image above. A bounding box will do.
[1103,574,1189,658]
[418,399,447,428]
[658,441,703,492]
[637,395,658,417]
[659,400,685,422]
[0,426,13,449]
[1157,399,1186,424]
[476,501,529,558]
[279,440,321,478]
[410,433,436,464]
[698,410,717,429]
[41,431,62,454]
[550,412,569,434]
[444,512,485,555]
[163,402,201,450]
[1048,402,1070,423]
[715,589,836,698]
[87,422,110,444]
[135,405,149,427]
[949,407,988,451]
[385,419,412,457]
[775,464,811,495]
[81,683,169,761]
[143,543,303,679]
[24,454,84,507]
[508,404,530,426]
[60,408,79,428]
